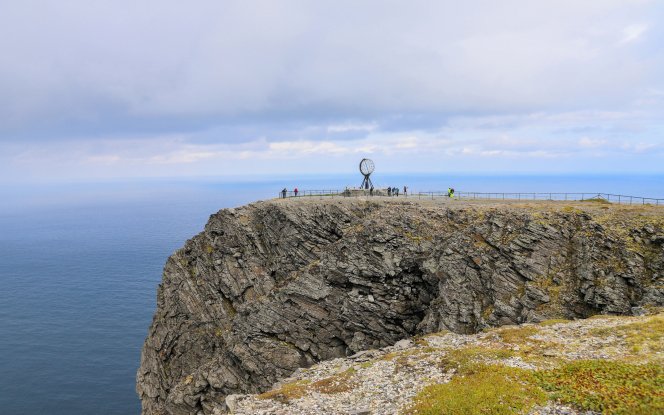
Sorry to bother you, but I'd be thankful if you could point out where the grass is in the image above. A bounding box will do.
[591,314,664,354]
[257,380,311,403]
[311,368,357,394]
[259,368,358,403]
[259,313,664,412]
[409,358,664,415]
[406,364,546,415]
[497,325,539,344]
[536,360,664,414]
[439,346,515,371]
[409,315,664,414]
[581,197,611,204]
[538,318,571,326]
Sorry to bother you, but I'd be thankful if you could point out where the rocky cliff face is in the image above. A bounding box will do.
[137,198,664,415]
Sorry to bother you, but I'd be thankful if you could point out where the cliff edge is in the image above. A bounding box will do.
[137,198,664,415]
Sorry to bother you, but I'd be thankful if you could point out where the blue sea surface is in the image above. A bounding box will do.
[0,174,662,414]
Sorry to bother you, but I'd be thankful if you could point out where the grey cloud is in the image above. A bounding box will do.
[2,0,663,143]
[2,0,664,181]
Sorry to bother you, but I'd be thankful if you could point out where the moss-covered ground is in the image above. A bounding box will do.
[406,312,664,415]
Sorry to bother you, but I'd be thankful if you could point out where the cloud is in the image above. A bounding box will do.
[579,137,607,148]
[1,2,661,128]
[0,0,663,180]
[619,23,649,45]
[326,123,378,133]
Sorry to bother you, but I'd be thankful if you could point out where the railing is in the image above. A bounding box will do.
[277,190,664,205]
[417,192,663,205]
[279,190,345,198]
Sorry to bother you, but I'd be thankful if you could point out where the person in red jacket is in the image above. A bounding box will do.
[294,188,299,197]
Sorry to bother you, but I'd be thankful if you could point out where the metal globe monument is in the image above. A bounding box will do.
[359,158,374,189]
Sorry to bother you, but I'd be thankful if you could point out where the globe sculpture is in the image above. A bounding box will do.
[359,158,375,189]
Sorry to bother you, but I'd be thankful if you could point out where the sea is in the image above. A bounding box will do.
[1,174,663,414]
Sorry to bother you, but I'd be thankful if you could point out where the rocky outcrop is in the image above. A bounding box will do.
[137,199,664,415]
[224,312,664,415]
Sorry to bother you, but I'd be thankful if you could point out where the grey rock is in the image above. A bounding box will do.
[393,339,413,350]
[137,199,664,414]
[223,395,241,413]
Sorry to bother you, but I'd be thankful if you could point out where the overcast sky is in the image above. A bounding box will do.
[1,0,663,182]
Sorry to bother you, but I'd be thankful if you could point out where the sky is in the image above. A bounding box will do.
[1,0,663,183]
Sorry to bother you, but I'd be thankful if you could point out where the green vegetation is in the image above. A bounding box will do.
[311,368,357,394]
[538,318,571,326]
[259,368,358,403]
[261,313,664,412]
[257,380,311,403]
[591,314,664,354]
[497,325,539,344]
[537,360,664,414]
[581,197,611,204]
[409,315,664,414]
[409,358,664,415]
[561,206,584,214]
[439,346,515,371]
[407,364,546,415]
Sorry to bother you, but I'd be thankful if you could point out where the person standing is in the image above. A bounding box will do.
[370,185,374,196]
[281,188,287,198]
[294,187,299,197]
[403,186,407,196]
[387,187,392,197]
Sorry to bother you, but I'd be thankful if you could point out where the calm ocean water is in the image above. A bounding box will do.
[1,174,662,414]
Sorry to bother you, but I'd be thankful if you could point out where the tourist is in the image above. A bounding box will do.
[403,186,407,196]
[294,188,299,197]
[281,188,287,198]
[387,187,392,196]
[370,185,374,196]
[395,187,399,197]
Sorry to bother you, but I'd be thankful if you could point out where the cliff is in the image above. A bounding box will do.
[136,198,664,415]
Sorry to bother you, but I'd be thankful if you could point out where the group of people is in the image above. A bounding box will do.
[280,186,455,199]
[386,186,407,197]
[280,187,298,198]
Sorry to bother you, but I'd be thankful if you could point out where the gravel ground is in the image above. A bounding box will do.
[224,313,662,415]
[272,194,664,218]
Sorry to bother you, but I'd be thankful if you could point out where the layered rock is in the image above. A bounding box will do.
[137,198,664,414]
